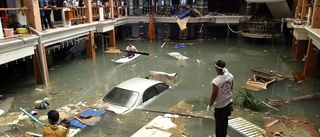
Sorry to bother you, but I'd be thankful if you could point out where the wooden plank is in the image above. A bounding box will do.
[292,71,306,83]
[264,116,319,137]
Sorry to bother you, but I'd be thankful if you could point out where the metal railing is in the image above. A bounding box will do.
[240,21,282,36]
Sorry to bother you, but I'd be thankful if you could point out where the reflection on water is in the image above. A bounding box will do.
[1,38,320,136]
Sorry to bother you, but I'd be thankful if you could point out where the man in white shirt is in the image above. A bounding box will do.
[123,43,138,58]
[208,60,234,137]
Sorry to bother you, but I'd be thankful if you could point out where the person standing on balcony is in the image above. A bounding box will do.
[44,0,56,29]
[79,0,85,7]
[74,0,79,7]
[39,0,48,30]
[63,0,74,8]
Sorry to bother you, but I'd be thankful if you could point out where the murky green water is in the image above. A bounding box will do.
[1,37,320,137]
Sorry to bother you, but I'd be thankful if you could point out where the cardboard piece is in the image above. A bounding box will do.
[131,116,174,137]
[264,116,319,137]
[0,112,22,132]
[242,75,276,91]
[0,97,14,116]
[148,71,177,84]
[167,52,189,60]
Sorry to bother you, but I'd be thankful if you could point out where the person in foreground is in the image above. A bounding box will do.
[43,110,70,137]
[208,60,234,137]
[123,43,138,58]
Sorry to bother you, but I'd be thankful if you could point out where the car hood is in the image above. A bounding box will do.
[105,102,131,114]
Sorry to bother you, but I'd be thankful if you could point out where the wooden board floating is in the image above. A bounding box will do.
[115,54,140,63]
[292,71,306,83]
[228,117,266,137]
[264,116,319,137]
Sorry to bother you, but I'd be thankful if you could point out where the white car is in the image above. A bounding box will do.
[102,77,170,114]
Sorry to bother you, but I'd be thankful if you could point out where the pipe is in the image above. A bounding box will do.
[19,107,45,125]
[306,6,312,26]
[29,27,49,87]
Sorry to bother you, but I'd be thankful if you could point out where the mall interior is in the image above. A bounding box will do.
[0,0,320,136]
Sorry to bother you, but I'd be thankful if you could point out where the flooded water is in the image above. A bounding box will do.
[1,37,320,137]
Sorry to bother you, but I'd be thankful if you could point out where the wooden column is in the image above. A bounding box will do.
[84,0,95,59]
[300,0,308,23]
[292,37,307,59]
[295,0,302,19]
[33,44,50,85]
[109,29,116,48]
[304,39,318,76]
[23,0,42,31]
[292,37,297,51]
[311,0,320,28]
[24,0,49,85]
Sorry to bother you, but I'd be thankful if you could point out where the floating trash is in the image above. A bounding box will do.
[34,102,49,109]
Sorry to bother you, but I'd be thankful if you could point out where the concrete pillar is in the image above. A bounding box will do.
[99,7,104,21]
[304,39,318,76]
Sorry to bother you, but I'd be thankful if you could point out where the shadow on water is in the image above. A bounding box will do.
[1,38,320,136]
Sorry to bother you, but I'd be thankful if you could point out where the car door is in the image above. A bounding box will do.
[141,83,169,105]
[142,86,158,103]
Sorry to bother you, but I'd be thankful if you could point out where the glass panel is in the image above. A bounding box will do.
[154,83,169,94]
[142,86,158,102]
[103,87,139,107]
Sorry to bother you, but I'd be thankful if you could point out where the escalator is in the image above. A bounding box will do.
[240,0,294,40]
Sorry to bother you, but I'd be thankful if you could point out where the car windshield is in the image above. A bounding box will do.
[103,87,139,108]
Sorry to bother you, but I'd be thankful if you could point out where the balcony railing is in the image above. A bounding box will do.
[240,21,283,38]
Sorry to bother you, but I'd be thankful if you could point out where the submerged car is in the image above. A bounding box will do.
[102,77,170,114]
